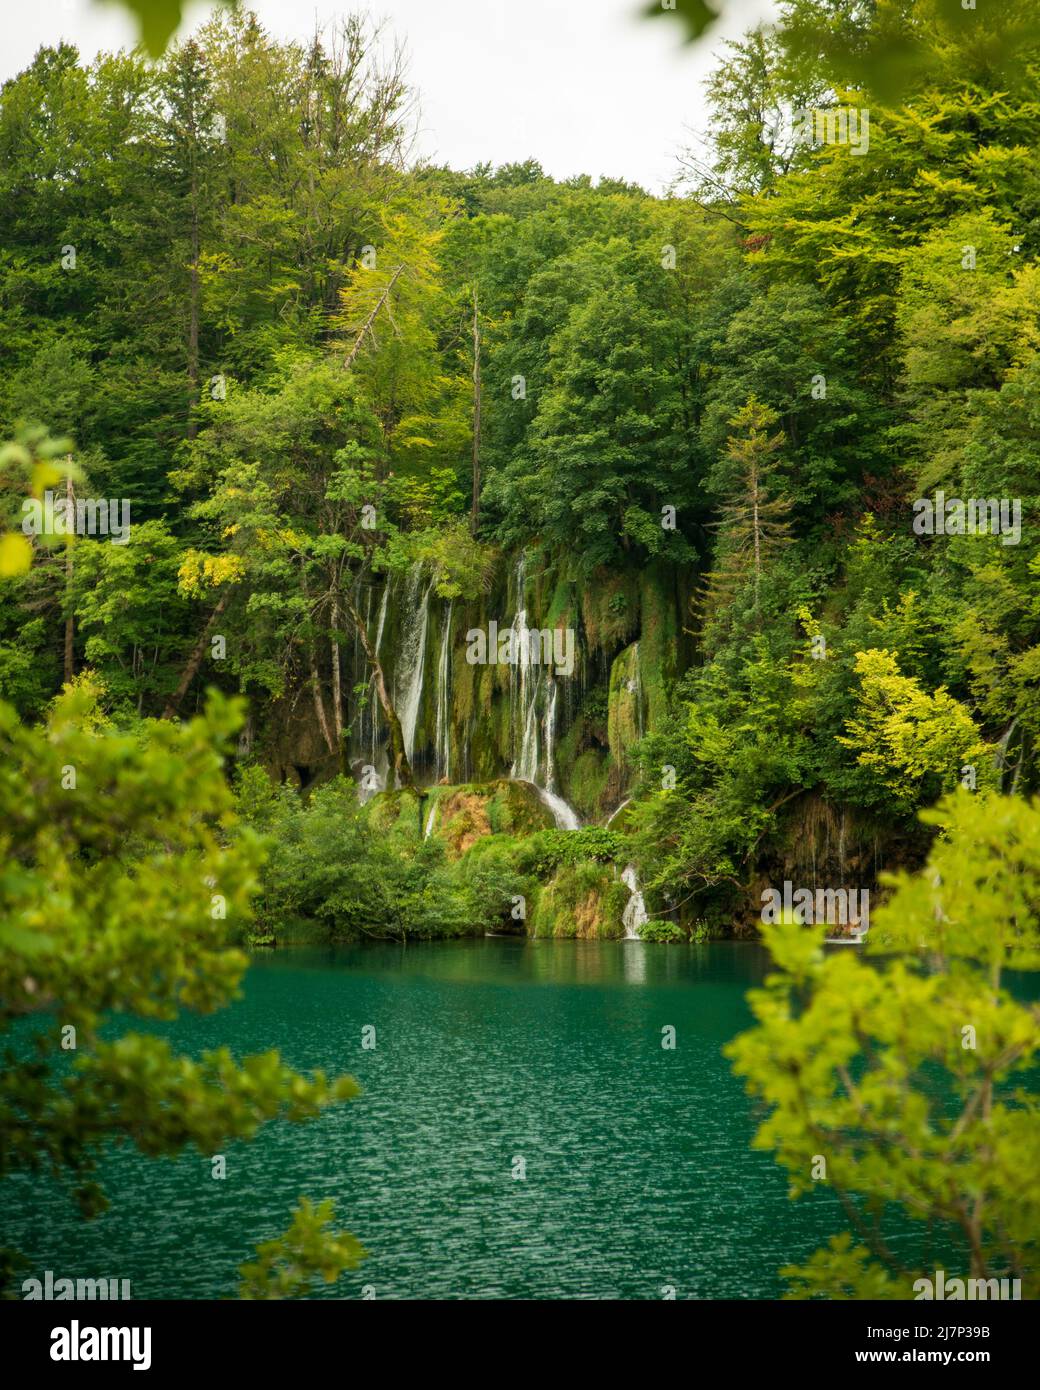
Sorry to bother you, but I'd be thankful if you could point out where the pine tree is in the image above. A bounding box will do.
[703,397,792,627]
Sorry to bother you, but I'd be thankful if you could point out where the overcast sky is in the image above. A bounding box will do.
[2,0,778,191]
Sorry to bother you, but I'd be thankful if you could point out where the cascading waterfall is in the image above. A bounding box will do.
[360,552,581,827]
[506,552,581,831]
[513,678,542,783]
[434,601,453,782]
[536,676,580,829]
[396,565,433,770]
[536,783,582,831]
[509,554,538,781]
[542,677,558,791]
[621,864,648,940]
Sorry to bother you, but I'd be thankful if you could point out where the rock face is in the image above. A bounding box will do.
[254,549,696,824]
[608,641,645,781]
[423,779,556,858]
[244,549,702,942]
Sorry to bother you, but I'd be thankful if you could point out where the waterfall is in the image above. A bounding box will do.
[534,785,581,831]
[509,554,539,781]
[506,552,582,830]
[355,586,368,737]
[435,601,453,782]
[424,800,438,839]
[373,579,390,655]
[604,797,631,828]
[512,672,542,783]
[396,565,433,770]
[621,864,648,940]
[838,806,847,884]
[633,641,644,738]
[543,677,559,792]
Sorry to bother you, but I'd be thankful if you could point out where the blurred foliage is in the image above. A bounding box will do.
[727,790,1040,1298]
[98,0,238,58]
[641,0,722,45]
[238,1197,365,1300]
[0,684,360,1297]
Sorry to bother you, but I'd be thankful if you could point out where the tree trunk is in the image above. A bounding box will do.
[331,593,347,772]
[63,466,75,686]
[162,589,231,719]
[751,461,761,620]
[471,284,481,536]
[310,647,336,755]
[344,263,404,369]
[186,141,201,441]
[343,589,414,790]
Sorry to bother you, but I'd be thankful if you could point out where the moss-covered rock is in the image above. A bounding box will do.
[529,861,628,939]
[567,746,612,821]
[581,568,639,652]
[424,778,555,858]
[608,641,645,778]
[637,562,679,730]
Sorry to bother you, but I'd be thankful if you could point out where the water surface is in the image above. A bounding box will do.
[6,939,920,1299]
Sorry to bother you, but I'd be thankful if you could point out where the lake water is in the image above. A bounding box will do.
[5,939,926,1299]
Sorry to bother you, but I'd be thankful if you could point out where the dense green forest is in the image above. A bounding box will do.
[2,0,1040,1307]
[2,2,1038,942]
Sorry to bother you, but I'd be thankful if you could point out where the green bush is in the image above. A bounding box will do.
[518,826,625,875]
[638,920,687,943]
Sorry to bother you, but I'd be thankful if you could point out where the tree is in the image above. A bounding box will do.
[171,360,417,784]
[838,648,995,813]
[700,280,888,520]
[727,789,1040,1299]
[149,39,225,441]
[486,245,702,568]
[686,25,819,199]
[703,398,792,629]
[70,519,191,714]
[0,680,361,1297]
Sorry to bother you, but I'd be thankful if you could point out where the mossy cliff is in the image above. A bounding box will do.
[247,550,901,945]
[256,549,695,823]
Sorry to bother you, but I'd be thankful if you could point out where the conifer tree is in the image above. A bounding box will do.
[703,398,792,628]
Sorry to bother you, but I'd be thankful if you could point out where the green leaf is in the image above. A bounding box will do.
[96,1,238,58]
[639,0,722,45]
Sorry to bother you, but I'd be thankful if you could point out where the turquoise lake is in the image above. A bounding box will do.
[5,939,932,1299]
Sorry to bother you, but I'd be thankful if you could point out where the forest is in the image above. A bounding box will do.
[2,0,1039,1307]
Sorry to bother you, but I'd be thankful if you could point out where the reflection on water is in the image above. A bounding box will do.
[4,939,932,1300]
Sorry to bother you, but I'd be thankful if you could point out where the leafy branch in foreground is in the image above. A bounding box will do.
[238,1197,365,1300]
[0,680,361,1296]
[727,790,1040,1298]
[97,0,238,58]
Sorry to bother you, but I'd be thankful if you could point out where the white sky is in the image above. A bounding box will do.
[2,0,778,192]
